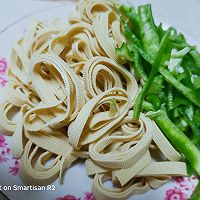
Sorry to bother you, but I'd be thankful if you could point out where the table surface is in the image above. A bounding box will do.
[0,0,200,44]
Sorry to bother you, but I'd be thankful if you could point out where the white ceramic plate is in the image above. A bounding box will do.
[0,1,199,200]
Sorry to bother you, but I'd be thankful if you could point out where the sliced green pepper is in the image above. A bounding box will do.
[138,4,160,59]
[149,110,200,175]
[133,30,171,120]
[159,67,200,107]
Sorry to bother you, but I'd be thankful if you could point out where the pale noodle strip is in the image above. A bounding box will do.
[11,112,24,158]
[152,121,182,161]
[82,56,138,105]
[89,113,152,169]
[92,173,150,200]
[68,87,130,149]
[147,176,171,189]
[112,150,152,186]
[0,102,18,134]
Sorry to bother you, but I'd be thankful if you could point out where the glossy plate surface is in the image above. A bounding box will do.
[0,1,199,199]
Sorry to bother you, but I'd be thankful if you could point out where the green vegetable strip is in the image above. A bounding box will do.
[118,3,200,199]
[194,109,200,125]
[179,108,200,141]
[151,110,200,176]
[190,49,200,69]
[171,97,191,110]
[167,84,174,111]
[138,4,160,59]
[133,30,171,120]
[132,50,148,81]
[115,42,147,81]
[143,102,200,176]
[122,20,154,63]
[115,43,134,62]
[142,101,156,111]
[183,114,200,138]
[146,75,164,95]
[157,23,166,40]
[146,94,161,110]
[119,4,140,36]
[109,98,118,117]
[159,67,200,107]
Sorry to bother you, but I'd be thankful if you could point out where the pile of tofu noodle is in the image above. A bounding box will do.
[0,0,187,199]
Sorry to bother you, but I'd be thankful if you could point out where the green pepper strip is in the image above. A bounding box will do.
[122,19,154,64]
[115,42,147,81]
[132,50,148,81]
[122,19,200,108]
[179,108,200,141]
[147,109,200,176]
[146,94,161,110]
[115,42,134,62]
[167,84,174,111]
[133,30,171,120]
[119,4,140,37]
[159,67,200,107]
[143,91,200,200]
[142,101,156,111]
[138,4,160,59]
[155,110,200,200]
[155,111,200,175]
[190,49,200,69]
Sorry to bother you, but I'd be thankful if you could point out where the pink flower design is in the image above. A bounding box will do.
[0,151,9,163]
[0,76,7,87]
[0,58,8,75]
[9,160,20,176]
[0,135,7,148]
[165,188,187,200]
[188,176,197,182]
[84,192,96,200]
[55,195,81,200]
[173,177,188,187]
[173,175,198,196]
[173,177,185,183]
[0,135,10,155]
[6,148,10,154]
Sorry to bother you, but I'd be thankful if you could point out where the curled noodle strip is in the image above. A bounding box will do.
[89,113,152,169]
[76,0,120,24]
[92,12,121,61]
[20,138,76,185]
[0,102,18,134]
[8,20,65,85]
[92,173,150,200]
[84,111,186,199]
[68,87,130,149]
[82,56,138,105]
[24,53,85,132]
[50,0,124,67]
[49,22,99,63]
[3,81,40,107]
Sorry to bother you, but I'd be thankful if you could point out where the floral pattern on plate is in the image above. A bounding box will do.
[56,192,96,200]
[0,58,8,87]
[164,176,198,200]
[0,135,10,163]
